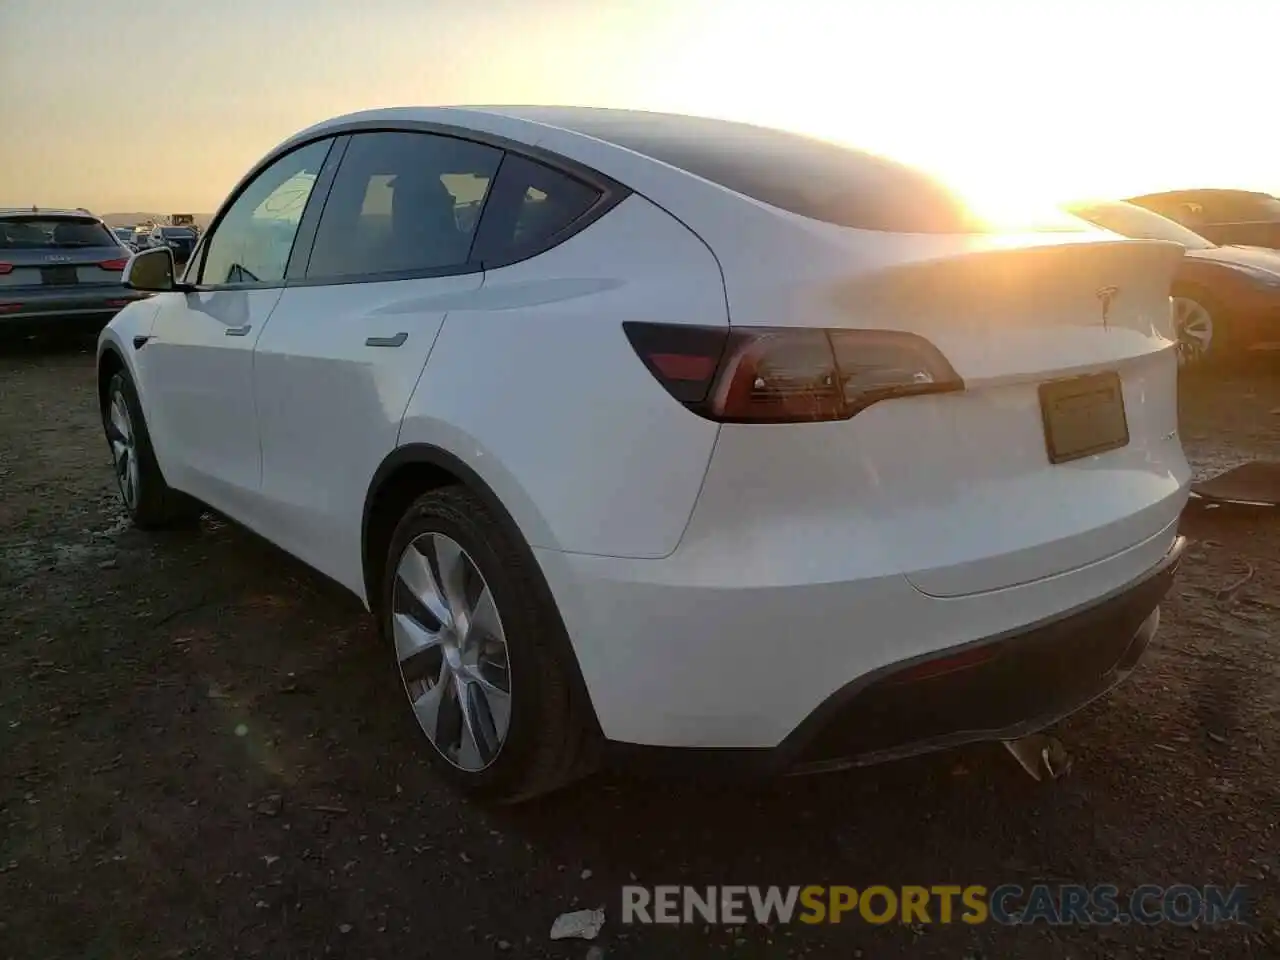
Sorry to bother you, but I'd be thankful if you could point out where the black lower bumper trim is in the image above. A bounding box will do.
[604,535,1186,779]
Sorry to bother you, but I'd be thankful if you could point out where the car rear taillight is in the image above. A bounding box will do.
[99,258,129,271]
[623,322,962,423]
[0,263,13,275]
[0,303,22,313]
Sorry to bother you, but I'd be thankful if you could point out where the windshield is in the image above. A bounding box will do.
[0,216,119,249]
[1067,201,1216,250]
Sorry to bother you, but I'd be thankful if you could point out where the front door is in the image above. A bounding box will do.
[144,138,334,520]
[251,130,504,596]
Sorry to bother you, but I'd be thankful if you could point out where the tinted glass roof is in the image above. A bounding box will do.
[501,108,989,233]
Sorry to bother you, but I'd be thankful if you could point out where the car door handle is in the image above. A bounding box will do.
[224,324,252,337]
[366,332,408,348]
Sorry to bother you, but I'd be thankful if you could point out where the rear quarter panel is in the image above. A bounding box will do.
[398,193,728,559]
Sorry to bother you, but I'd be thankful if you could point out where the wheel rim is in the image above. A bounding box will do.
[392,532,512,772]
[1172,297,1213,366]
[106,387,140,510]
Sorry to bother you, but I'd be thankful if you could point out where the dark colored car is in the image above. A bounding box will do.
[147,225,198,265]
[1068,199,1280,365]
[0,209,149,336]
[1126,189,1280,251]
[112,226,139,251]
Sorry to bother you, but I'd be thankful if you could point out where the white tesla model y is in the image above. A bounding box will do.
[98,107,1190,802]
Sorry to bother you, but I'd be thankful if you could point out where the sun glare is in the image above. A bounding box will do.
[950,183,1090,234]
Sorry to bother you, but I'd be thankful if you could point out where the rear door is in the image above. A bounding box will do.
[250,130,503,595]
[142,139,334,520]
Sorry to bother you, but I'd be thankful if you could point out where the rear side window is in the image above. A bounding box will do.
[306,131,502,280]
[0,217,117,249]
[470,154,602,265]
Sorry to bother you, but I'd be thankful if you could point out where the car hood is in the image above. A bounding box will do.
[1186,244,1280,277]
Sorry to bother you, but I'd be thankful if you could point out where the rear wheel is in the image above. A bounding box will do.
[102,371,200,528]
[382,487,596,803]
[1171,295,1215,367]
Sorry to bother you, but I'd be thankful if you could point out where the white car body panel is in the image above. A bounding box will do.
[538,515,1180,748]
[96,295,163,398]
[97,106,1192,757]
[399,193,726,561]
[251,275,479,596]
[144,288,283,519]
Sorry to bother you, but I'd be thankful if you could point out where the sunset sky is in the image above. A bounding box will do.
[2,0,1277,223]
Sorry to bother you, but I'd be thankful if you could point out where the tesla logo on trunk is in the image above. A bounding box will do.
[1096,286,1119,329]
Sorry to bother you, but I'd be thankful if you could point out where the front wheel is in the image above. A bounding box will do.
[102,371,200,529]
[382,486,596,803]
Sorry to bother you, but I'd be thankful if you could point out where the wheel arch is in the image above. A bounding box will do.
[96,342,127,415]
[361,442,602,736]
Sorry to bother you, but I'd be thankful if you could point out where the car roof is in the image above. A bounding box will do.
[1128,188,1273,202]
[293,104,712,137]
[0,207,101,220]
[270,105,966,229]
[238,105,997,256]
[289,104,880,167]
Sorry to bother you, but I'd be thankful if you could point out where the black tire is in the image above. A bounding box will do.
[381,486,597,803]
[102,370,201,529]
[1171,284,1225,370]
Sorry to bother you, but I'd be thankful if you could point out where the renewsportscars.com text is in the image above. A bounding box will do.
[621,884,1249,926]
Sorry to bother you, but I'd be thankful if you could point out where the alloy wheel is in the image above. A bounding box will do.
[392,532,512,771]
[107,387,140,510]
[1172,297,1213,367]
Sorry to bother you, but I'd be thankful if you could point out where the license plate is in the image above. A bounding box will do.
[1038,372,1129,464]
[41,265,78,286]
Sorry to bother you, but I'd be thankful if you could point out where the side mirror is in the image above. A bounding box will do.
[124,247,177,292]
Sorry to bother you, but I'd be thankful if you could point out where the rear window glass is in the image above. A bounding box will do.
[546,112,994,234]
[159,227,196,238]
[0,217,118,249]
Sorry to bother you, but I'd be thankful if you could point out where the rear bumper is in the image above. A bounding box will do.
[595,534,1184,776]
[0,287,147,330]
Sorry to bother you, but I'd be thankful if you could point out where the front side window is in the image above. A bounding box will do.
[201,139,332,286]
[305,131,502,281]
[470,154,602,265]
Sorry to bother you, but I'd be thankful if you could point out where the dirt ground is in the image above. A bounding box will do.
[1,342,1277,960]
